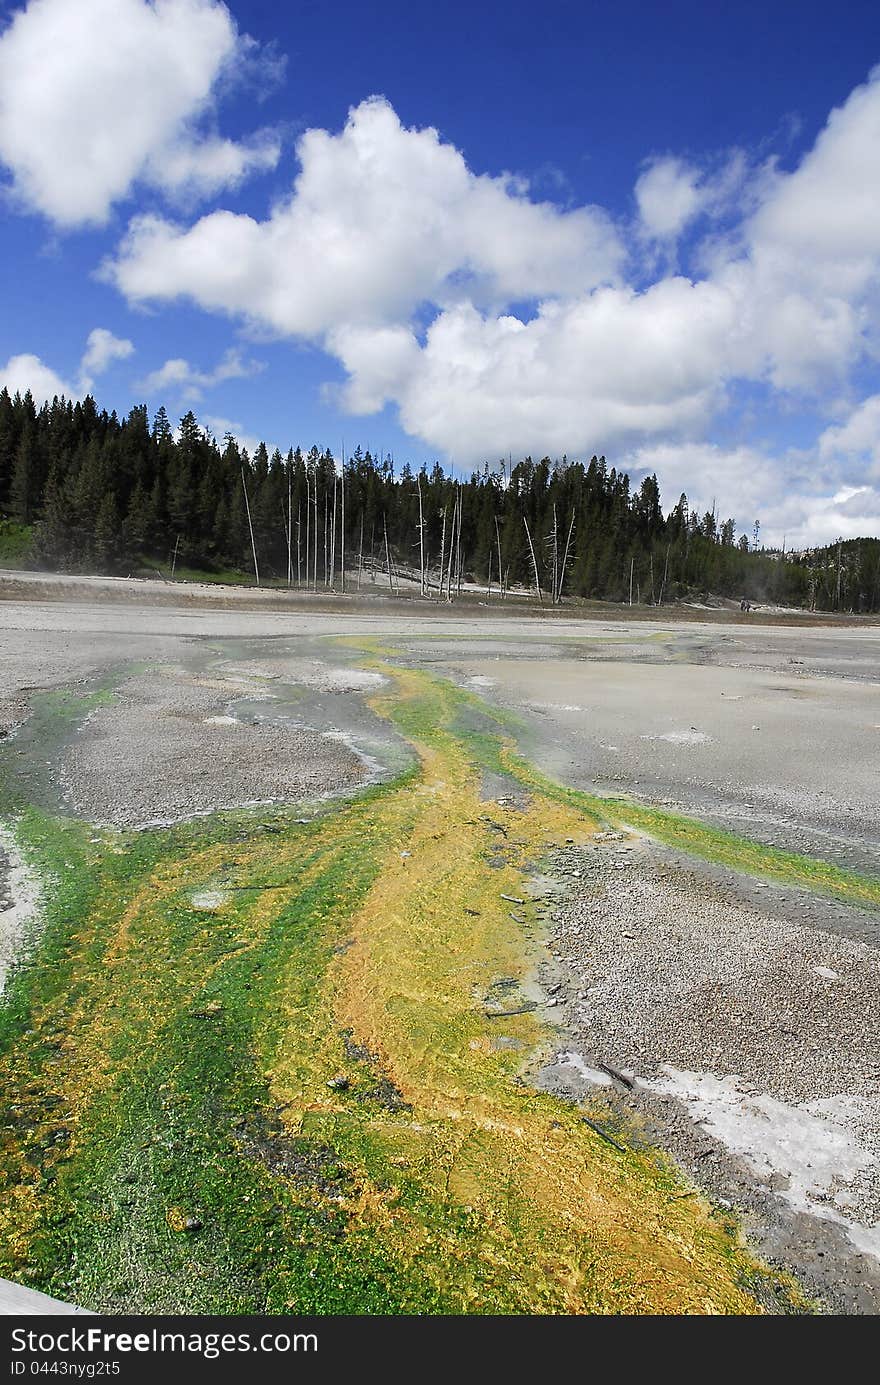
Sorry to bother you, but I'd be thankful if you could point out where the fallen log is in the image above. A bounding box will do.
[596,1061,635,1090]
[583,1117,626,1153]
[484,1003,537,1018]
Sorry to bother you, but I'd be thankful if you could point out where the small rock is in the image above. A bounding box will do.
[327,1075,350,1091]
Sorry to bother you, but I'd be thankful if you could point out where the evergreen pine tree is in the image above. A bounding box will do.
[10,423,37,524]
[93,491,121,572]
[32,469,71,569]
[0,387,15,512]
[122,479,150,559]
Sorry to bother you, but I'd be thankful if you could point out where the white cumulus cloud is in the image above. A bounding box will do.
[625,440,880,548]
[0,0,280,227]
[635,157,705,240]
[156,130,280,201]
[0,352,74,403]
[747,71,880,303]
[4,0,880,555]
[104,77,880,452]
[635,150,750,243]
[105,96,623,333]
[2,327,135,402]
[331,280,739,459]
[79,328,134,391]
[818,395,880,481]
[202,413,276,458]
[138,347,264,400]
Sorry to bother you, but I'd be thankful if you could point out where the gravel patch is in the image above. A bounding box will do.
[0,823,40,995]
[544,841,880,1103]
[217,659,386,694]
[445,655,880,873]
[530,837,880,1312]
[0,629,187,702]
[189,889,226,912]
[0,695,29,741]
[57,669,367,829]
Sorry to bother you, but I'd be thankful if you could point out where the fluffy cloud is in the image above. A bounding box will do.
[331,281,739,459]
[635,158,705,240]
[3,5,879,550]
[749,484,880,548]
[635,151,750,244]
[95,67,880,544]
[625,440,880,548]
[0,0,280,227]
[747,72,880,303]
[818,395,880,480]
[79,328,134,391]
[0,352,73,403]
[106,96,623,332]
[155,131,280,201]
[2,327,135,403]
[202,413,276,458]
[138,347,263,400]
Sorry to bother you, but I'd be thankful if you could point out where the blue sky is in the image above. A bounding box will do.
[2,0,880,545]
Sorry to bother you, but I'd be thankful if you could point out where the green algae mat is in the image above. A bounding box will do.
[5,651,867,1314]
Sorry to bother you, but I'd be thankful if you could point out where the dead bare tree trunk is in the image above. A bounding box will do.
[304,475,310,590]
[494,514,504,600]
[329,476,337,588]
[523,515,542,606]
[383,512,395,592]
[325,486,333,588]
[659,543,670,605]
[313,477,318,592]
[287,467,293,586]
[241,466,260,586]
[446,491,458,602]
[357,513,364,591]
[438,506,447,602]
[417,472,426,597]
[281,501,290,584]
[558,510,575,603]
[340,457,346,593]
[456,486,463,597]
